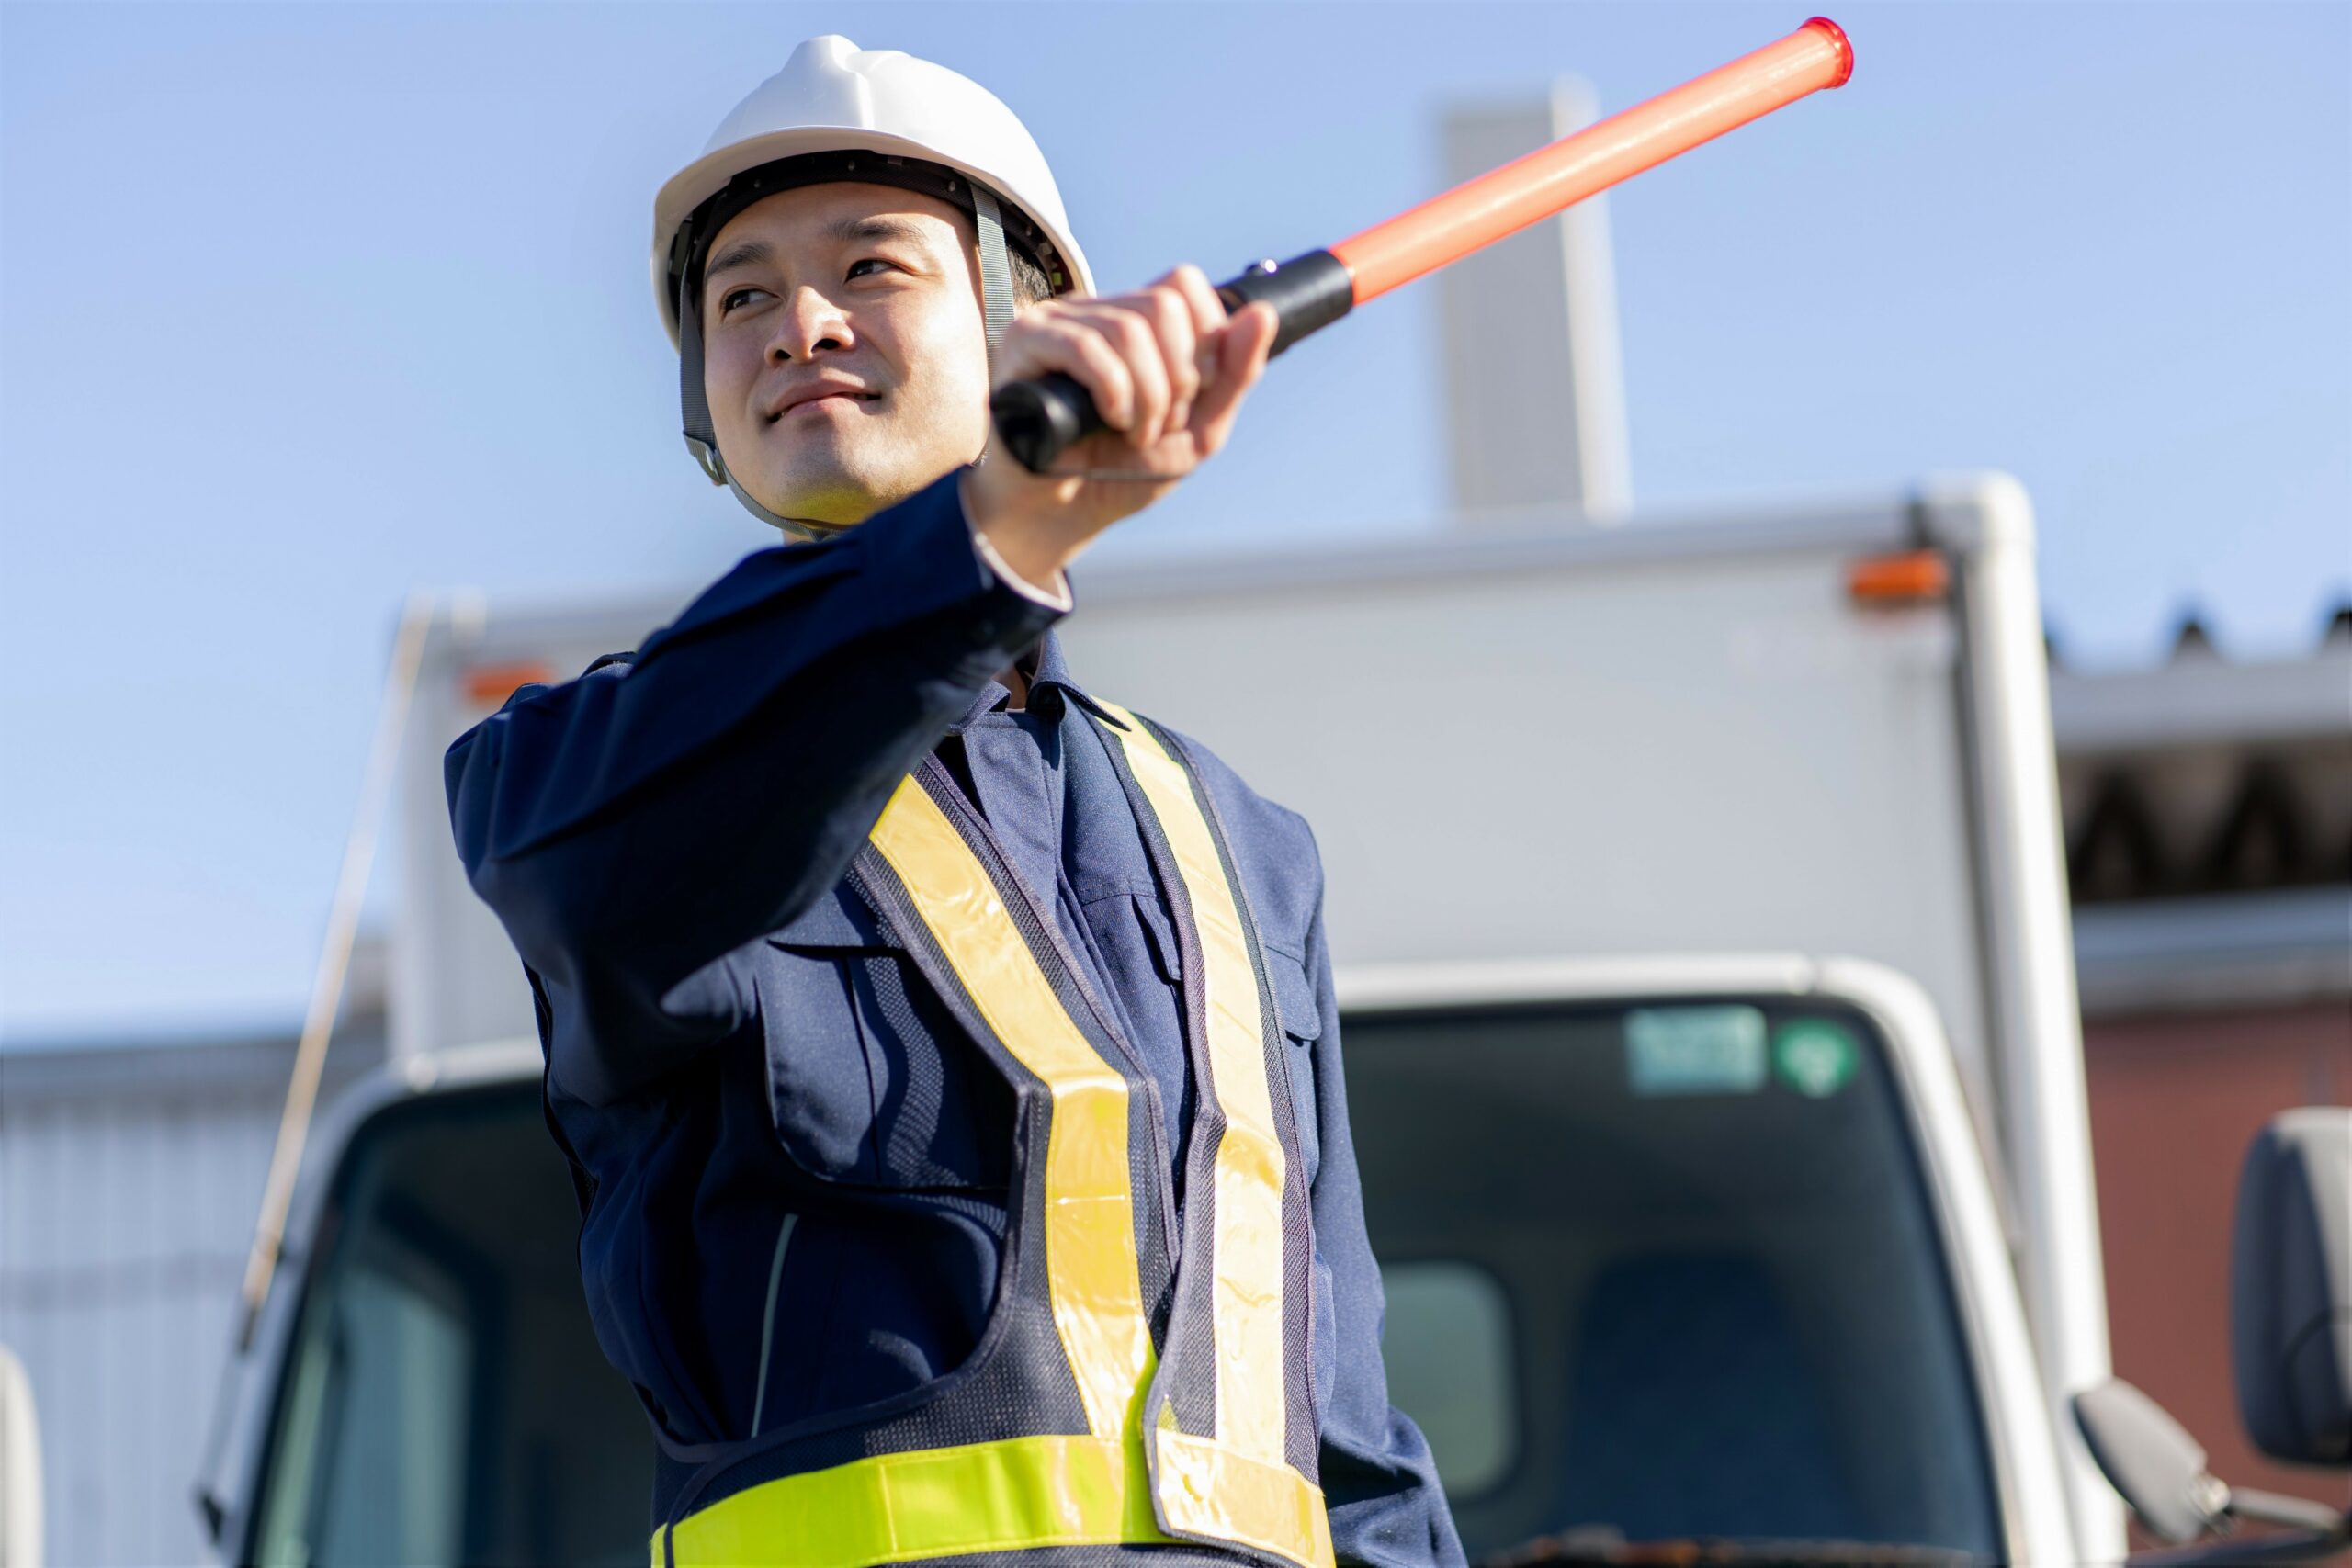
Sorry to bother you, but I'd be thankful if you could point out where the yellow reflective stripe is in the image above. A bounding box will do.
[865,776,1156,1443]
[1095,705,1333,1568]
[1096,706,1291,1465]
[1155,1431,1338,1568]
[664,1433,1165,1566]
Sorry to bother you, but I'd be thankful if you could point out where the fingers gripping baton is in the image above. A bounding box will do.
[990,252,1354,470]
[992,17,1853,474]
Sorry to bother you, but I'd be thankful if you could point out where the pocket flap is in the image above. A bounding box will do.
[1266,947,1323,1043]
[1129,894,1185,986]
[765,886,898,953]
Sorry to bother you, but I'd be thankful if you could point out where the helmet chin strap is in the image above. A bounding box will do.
[679,185,1019,542]
[969,186,1017,362]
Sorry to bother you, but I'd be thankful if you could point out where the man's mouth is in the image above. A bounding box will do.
[770,391,880,423]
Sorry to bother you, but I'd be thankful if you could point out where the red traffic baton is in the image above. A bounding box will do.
[992,17,1853,473]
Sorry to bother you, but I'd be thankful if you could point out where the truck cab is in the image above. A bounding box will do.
[209,958,2073,1565]
[203,473,2129,1562]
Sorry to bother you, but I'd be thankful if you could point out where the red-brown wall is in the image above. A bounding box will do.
[2084,999,2352,1516]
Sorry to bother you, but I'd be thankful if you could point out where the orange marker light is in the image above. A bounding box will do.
[463,661,557,707]
[1847,550,1951,604]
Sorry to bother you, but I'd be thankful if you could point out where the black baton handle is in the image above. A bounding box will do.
[990,250,1354,474]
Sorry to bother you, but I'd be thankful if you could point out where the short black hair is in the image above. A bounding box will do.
[1003,237,1054,308]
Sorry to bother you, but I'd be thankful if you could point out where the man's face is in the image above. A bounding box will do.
[699,182,993,528]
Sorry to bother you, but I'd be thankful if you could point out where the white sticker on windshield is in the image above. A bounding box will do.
[1624,1005,1769,1097]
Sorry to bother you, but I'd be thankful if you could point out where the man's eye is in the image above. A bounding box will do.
[846,257,894,280]
[718,287,769,313]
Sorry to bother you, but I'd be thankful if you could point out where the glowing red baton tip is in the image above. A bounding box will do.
[1803,17,1855,88]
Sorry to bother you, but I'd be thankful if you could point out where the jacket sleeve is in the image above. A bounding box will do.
[1305,898,1469,1566]
[443,470,1062,1107]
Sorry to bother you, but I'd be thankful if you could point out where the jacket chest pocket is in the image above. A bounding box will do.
[1264,942,1324,1188]
[1076,888,1187,1044]
[757,889,1013,1190]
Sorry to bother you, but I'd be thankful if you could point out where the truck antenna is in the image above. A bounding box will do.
[234,589,435,1350]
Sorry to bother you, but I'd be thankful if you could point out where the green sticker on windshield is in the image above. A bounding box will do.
[1773,1019,1860,1098]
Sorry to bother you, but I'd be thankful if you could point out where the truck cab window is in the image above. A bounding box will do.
[247,1090,650,1567]
[1384,1259,1518,1498]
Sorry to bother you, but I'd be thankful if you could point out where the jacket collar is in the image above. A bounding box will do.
[956,629,1130,731]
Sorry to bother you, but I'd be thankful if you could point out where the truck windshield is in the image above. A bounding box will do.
[1345,997,2004,1562]
[247,997,2003,1565]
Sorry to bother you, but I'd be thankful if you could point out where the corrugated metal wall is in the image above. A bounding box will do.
[0,1033,379,1568]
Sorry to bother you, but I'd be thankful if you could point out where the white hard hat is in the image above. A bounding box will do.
[651,37,1092,534]
[654,36,1091,342]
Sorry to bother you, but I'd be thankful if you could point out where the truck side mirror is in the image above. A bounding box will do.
[2073,1377,2227,1544]
[2233,1108,2352,1468]
[2074,1376,2351,1558]
[2073,1111,2352,1562]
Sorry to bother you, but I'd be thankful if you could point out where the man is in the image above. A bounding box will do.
[447,36,1463,1568]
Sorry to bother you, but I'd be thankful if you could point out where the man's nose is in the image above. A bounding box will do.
[769,288,853,362]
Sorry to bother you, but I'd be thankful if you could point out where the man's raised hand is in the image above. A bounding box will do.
[960,265,1278,588]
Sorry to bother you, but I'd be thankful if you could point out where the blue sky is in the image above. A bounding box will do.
[3,2,2346,1040]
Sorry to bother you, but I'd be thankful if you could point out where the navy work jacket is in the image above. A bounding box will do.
[445,469,1464,1566]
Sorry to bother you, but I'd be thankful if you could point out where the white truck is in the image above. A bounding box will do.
[193,473,2144,1565]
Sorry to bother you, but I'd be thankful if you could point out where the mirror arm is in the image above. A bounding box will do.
[2122,1495,2352,1568]
[2128,1529,2349,1567]
[2224,1488,2351,1536]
